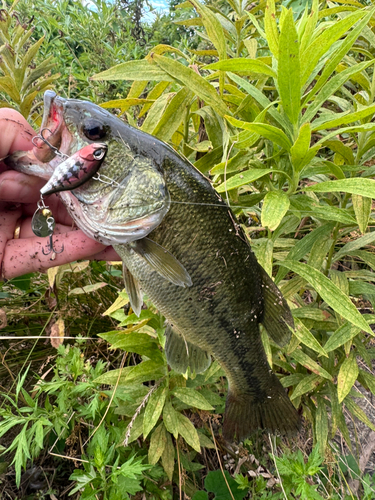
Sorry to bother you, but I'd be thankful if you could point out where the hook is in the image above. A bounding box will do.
[32,129,69,160]
[42,234,64,260]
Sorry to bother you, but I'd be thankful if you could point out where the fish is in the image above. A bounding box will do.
[7,90,301,441]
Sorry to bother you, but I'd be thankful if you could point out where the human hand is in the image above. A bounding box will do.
[0,108,119,280]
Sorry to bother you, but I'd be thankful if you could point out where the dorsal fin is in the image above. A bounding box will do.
[130,238,192,287]
[258,264,294,347]
[165,323,211,375]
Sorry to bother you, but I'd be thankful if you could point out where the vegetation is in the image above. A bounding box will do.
[1,0,375,498]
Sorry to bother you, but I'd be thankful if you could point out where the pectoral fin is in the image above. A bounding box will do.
[130,238,192,287]
[122,263,143,317]
[165,323,211,374]
[258,264,294,347]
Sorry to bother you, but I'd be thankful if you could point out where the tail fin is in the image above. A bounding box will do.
[223,384,301,442]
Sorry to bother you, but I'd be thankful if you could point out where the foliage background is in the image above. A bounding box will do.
[1,0,375,498]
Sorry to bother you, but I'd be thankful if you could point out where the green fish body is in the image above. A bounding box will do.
[8,91,301,441]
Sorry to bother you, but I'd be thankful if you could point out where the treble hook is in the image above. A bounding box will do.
[42,234,64,260]
[32,128,69,160]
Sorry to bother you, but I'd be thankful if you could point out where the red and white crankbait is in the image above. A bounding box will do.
[40,142,107,196]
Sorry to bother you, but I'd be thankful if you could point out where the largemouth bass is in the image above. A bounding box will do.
[8,91,301,441]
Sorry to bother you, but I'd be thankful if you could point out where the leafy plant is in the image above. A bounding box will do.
[0,4,58,117]
[92,0,375,460]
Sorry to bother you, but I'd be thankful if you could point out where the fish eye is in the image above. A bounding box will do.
[82,120,107,141]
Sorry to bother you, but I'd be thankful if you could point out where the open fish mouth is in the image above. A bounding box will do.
[32,91,81,163]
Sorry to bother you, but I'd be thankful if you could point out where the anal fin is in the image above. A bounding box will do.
[165,323,211,374]
[258,264,294,347]
[130,237,192,287]
[122,263,143,317]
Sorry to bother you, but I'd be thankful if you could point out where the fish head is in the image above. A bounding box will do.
[33,91,171,245]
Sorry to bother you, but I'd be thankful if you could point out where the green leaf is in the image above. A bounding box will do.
[333,230,375,262]
[308,9,374,104]
[279,261,372,334]
[315,396,328,456]
[305,178,375,199]
[337,352,358,403]
[163,401,179,439]
[264,0,279,59]
[291,374,323,400]
[68,282,107,295]
[275,223,335,284]
[94,359,166,386]
[324,322,360,354]
[228,73,288,129]
[312,103,375,132]
[92,59,174,82]
[261,191,290,231]
[161,431,175,480]
[204,58,276,77]
[176,412,201,452]
[225,116,292,151]
[216,168,276,193]
[300,10,365,86]
[352,195,371,235]
[100,332,160,359]
[278,9,300,125]
[303,60,374,124]
[172,387,214,410]
[293,318,328,357]
[188,0,226,60]
[205,469,247,500]
[290,123,314,172]
[143,386,168,438]
[344,396,375,431]
[151,54,229,117]
[358,369,375,396]
[292,349,332,380]
[152,87,192,142]
[148,422,167,465]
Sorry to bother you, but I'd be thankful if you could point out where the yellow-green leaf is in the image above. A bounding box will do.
[278,9,300,125]
[161,431,175,480]
[151,54,229,117]
[280,261,372,334]
[216,168,275,193]
[316,397,328,456]
[148,422,167,465]
[225,116,292,151]
[292,349,332,380]
[163,401,179,439]
[176,412,201,452]
[337,352,358,403]
[204,58,275,77]
[293,318,328,357]
[143,386,168,438]
[92,60,174,82]
[291,373,323,399]
[264,0,279,58]
[261,191,290,231]
[352,194,371,235]
[172,387,213,410]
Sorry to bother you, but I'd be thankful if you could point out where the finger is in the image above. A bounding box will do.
[90,246,121,261]
[0,170,46,203]
[0,203,23,271]
[0,109,34,158]
[2,230,108,279]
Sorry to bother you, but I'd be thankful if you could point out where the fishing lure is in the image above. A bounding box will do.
[40,142,107,196]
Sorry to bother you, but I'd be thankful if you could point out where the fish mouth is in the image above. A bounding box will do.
[33,91,72,163]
